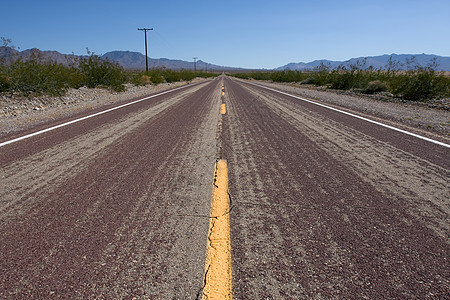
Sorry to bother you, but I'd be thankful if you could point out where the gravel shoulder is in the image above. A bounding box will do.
[0,78,208,138]
[239,79,449,142]
[2,77,448,144]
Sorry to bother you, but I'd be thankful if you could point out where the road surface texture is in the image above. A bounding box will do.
[0,79,222,298]
[1,75,449,299]
[221,77,449,299]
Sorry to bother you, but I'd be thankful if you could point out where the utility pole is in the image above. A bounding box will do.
[193,57,198,73]
[138,28,153,72]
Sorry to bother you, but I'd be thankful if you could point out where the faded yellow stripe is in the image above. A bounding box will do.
[220,104,226,115]
[202,160,232,299]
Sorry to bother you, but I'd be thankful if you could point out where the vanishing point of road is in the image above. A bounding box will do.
[0,75,449,299]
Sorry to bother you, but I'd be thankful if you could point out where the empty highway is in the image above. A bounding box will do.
[0,76,448,299]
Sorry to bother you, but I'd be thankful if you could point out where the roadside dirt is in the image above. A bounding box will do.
[245,80,449,139]
[2,77,448,142]
[0,79,207,138]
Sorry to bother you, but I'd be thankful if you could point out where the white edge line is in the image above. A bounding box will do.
[0,83,196,148]
[241,80,450,149]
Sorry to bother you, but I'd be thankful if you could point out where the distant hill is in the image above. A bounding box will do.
[0,47,240,71]
[101,51,201,70]
[2,47,449,72]
[102,50,199,70]
[0,47,80,66]
[276,54,450,71]
[101,50,241,71]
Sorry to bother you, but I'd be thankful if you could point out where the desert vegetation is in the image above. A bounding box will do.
[0,48,128,96]
[0,41,218,97]
[128,68,217,86]
[232,57,450,102]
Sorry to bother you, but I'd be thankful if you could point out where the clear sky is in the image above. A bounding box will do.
[1,0,449,69]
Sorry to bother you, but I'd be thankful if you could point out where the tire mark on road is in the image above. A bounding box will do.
[0,84,206,226]
[223,78,449,299]
[243,83,449,240]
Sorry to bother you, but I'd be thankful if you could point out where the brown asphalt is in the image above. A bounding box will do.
[1,75,449,299]
[0,79,222,298]
[222,77,449,299]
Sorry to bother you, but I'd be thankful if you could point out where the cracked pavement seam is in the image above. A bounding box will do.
[201,160,232,299]
[198,83,233,299]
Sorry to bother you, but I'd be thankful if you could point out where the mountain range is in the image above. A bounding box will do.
[0,47,241,71]
[276,54,450,71]
[101,51,243,71]
[1,47,449,71]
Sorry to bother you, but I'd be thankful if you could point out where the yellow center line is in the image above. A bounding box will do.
[202,159,232,299]
[220,104,226,114]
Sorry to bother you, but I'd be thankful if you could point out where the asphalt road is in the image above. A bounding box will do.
[1,75,449,299]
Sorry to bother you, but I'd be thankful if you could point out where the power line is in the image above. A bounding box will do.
[193,57,198,73]
[137,28,153,72]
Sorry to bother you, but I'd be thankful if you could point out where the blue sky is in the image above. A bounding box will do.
[1,0,449,69]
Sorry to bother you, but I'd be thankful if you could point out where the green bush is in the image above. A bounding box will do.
[78,54,126,92]
[128,73,152,86]
[0,51,128,96]
[163,69,181,83]
[233,70,309,83]
[4,59,72,96]
[388,63,449,101]
[308,63,331,86]
[230,57,449,102]
[364,80,389,94]
[0,69,9,92]
[128,68,218,86]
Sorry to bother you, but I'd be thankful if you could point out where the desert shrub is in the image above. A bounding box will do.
[163,69,181,83]
[364,80,389,94]
[178,69,197,81]
[230,57,449,102]
[139,75,152,85]
[78,54,126,92]
[232,73,251,80]
[128,69,218,86]
[329,67,357,90]
[300,77,315,84]
[0,53,126,96]
[0,74,9,92]
[329,60,373,90]
[307,63,331,86]
[0,64,9,92]
[145,69,165,84]
[387,58,449,101]
[67,66,85,89]
[127,73,150,86]
[271,70,310,83]
[4,59,73,96]
[390,72,439,101]
[232,72,272,81]
[270,71,286,82]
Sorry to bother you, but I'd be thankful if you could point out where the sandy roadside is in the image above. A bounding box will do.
[240,79,449,141]
[1,77,449,143]
[0,78,209,138]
